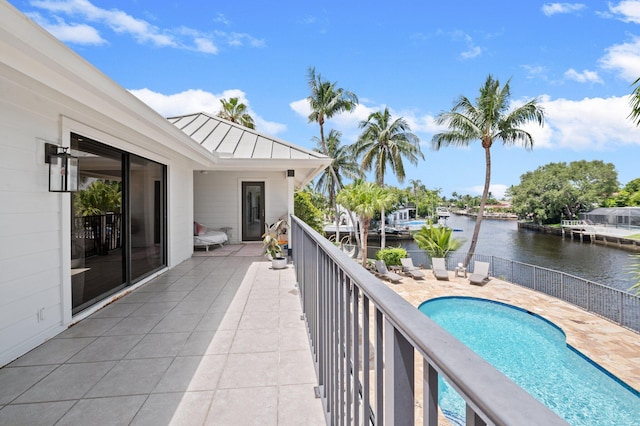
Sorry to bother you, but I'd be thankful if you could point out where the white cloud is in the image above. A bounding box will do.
[290,93,639,155]
[289,98,373,130]
[28,0,264,53]
[563,68,603,83]
[609,0,640,23]
[461,45,482,59]
[193,37,218,54]
[541,3,586,16]
[291,98,443,147]
[599,35,640,81]
[129,88,286,135]
[523,95,639,150]
[467,184,509,199]
[27,12,105,45]
[214,13,231,26]
[31,0,178,47]
[522,64,550,80]
[450,30,482,60]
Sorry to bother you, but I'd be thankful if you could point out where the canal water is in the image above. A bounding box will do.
[370,214,637,293]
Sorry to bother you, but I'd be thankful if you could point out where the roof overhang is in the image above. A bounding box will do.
[169,112,332,188]
[0,2,217,169]
[203,158,332,188]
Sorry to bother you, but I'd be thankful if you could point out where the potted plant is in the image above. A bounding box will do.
[262,219,288,269]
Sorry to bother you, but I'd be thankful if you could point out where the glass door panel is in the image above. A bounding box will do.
[130,155,166,281]
[71,135,124,314]
[242,181,264,241]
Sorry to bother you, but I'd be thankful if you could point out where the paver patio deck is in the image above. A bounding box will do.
[0,247,326,425]
[383,267,640,393]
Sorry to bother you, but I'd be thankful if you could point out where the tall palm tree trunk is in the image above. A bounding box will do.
[319,120,326,153]
[329,166,361,251]
[465,146,491,266]
[380,207,386,249]
[360,219,369,267]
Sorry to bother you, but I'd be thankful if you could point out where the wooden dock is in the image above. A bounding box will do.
[518,221,640,252]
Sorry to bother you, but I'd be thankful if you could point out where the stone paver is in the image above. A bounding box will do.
[385,268,640,392]
[0,250,326,426]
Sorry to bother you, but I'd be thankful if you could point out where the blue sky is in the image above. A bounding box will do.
[11,0,640,198]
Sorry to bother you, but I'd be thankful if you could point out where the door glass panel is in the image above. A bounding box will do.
[70,133,167,315]
[71,135,124,314]
[130,155,166,281]
[242,182,264,241]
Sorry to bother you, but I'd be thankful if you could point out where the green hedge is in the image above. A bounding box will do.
[375,247,407,266]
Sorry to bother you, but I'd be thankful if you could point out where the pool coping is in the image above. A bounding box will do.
[382,270,640,394]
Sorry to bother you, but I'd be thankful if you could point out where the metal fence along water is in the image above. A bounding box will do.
[441,253,640,333]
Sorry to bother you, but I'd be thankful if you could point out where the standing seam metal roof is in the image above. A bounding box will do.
[167,112,328,160]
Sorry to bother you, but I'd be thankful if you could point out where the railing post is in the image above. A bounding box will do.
[384,320,415,426]
[363,296,371,425]
[424,361,438,426]
[376,309,384,425]
[466,405,487,426]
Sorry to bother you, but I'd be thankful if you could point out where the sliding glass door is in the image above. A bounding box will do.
[70,133,166,314]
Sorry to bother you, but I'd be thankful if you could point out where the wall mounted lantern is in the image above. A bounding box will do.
[45,143,78,192]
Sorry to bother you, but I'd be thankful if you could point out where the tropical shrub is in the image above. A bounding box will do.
[413,223,462,258]
[376,247,407,266]
[294,190,324,234]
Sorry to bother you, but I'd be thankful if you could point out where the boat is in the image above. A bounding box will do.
[436,207,451,218]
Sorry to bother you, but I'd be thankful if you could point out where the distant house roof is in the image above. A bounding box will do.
[168,112,327,161]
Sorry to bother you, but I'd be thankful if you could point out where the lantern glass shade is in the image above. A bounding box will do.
[48,147,78,192]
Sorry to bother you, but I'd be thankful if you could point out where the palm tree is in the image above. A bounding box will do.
[313,129,363,244]
[353,106,424,248]
[337,180,395,267]
[217,97,255,129]
[432,74,544,266]
[629,77,640,126]
[306,67,358,153]
[413,223,463,259]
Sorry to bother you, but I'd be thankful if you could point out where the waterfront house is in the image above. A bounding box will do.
[0,2,609,425]
[0,1,330,367]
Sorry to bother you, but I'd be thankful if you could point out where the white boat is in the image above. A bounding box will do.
[436,207,450,218]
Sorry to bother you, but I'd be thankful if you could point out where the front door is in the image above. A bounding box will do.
[242,181,265,241]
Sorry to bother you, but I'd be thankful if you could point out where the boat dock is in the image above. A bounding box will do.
[519,220,640,252]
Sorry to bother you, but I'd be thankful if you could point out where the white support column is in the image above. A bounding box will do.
[287,170,295,250]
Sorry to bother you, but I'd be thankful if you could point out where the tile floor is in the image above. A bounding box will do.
[0,250,326,426]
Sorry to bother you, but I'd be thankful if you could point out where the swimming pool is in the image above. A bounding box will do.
[419,297,640,426]
[396,220,463,232]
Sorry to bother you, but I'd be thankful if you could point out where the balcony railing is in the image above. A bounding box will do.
[290,215,567,426]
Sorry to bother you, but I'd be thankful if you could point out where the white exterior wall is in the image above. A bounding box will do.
[0,1,326,367]
[0,59,198,368]
[194,170,289,243]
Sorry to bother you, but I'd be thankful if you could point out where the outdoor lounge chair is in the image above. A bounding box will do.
[469,261,490,285]
[400,258,425,279]
[431,258,449,280]
[374,260,403,283]
[194,221,228,251]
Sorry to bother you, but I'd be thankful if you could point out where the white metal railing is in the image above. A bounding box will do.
[291,215,567,426]
[561,219,586,227]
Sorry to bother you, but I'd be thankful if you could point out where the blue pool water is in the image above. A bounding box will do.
[419,297,640,426]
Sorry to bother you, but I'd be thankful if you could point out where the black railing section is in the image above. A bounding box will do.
[291,215,567,426]
[439,253,640,334]
[72,213,122,258]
